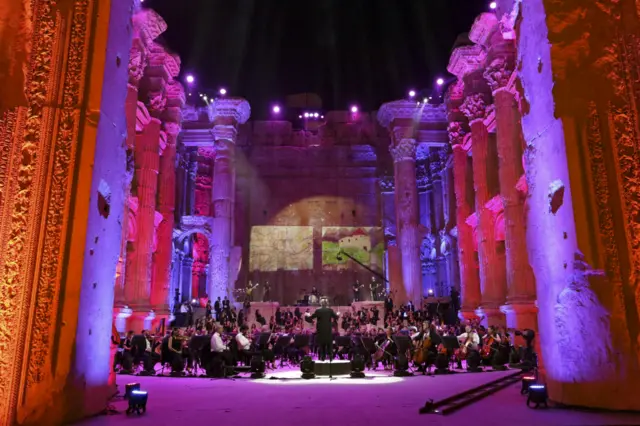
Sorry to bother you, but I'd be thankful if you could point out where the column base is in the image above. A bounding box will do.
[127,309,156,333]
[500,301,538,331]
[475,306,506,328]
[458,309,480,322]
[113,305,133,334]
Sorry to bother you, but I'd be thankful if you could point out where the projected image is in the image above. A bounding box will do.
[322,227,384,271]
[249,226,314,271]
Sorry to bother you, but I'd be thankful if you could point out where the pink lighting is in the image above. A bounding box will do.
[408,90,416,98]
[313,112,319,118]
[219,88,227,96]
[185,74,195,84]
[350,105,358,113]
[489,1,497,9]
[436,77,445,86]
[272,105,281,114]
[304,112,310,118]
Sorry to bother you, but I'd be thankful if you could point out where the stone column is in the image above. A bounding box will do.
[125,110,161,311]
[391,138,422,306]
[151,121,180,314]
[181,256,194,302]
[450,131,481,319]
[208,98,251,301]
[186,153,197,215]
[461,93,506,326]
[484,58,538,331]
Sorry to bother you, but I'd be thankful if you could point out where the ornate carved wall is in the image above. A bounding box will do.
[0,0,134,424]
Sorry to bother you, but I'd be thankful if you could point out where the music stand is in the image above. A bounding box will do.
[392,335,414,376]
[334,336,351,360]
[256,332,271,350]
[275,335,291,367]
[441,335,460,373]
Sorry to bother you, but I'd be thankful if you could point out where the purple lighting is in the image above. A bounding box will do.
[408,90,416,98]
[273,105,281,114]
[304,112,310,118]
[219,88,227,96]
[185,74,195,85]
[436,77,445,86]
[489,1,497,9]
[350,105,358,113]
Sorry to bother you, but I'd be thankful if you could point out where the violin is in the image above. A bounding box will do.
[481,333,495,359]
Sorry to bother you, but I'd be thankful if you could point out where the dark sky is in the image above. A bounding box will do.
[145,0,488,119]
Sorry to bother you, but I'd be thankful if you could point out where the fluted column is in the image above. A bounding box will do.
[208,98,251,302]
[391,138,422,306]
[151,121,180,311]
[484,58,538,330]
[462,93,506,326]
[125,113,161,310]
[450,123,481,319]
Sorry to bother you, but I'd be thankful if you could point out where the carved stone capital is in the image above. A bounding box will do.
[148,91,167,118]
[209,98,251,124]
[447,122,466,146]
[483,57,514,94]
[461,93,491,124]
[133,9,168,46]
[164,122,181,138]
[469,12,500,48]
[447,45,486,78]
[390,138,417,163]
[379,176,395,193]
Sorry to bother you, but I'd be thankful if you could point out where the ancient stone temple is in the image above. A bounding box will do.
[176,104,457,308]
[1,0,640,424]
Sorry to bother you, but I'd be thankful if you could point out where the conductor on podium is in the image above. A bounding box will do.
[305,299,338,361]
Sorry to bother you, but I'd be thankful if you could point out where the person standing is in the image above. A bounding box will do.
[305,300,339,361]
[352,280,363,302]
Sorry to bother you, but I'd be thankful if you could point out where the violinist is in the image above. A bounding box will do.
[373,327,395,370]
[480,326,501,364]
[142,330,159,374]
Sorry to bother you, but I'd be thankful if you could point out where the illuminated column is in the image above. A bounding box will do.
[484,56,537,331]
[208,98,251,301]
[151,82,185,317]
[380,177,404,302]
[390,138,422,306]
[124,106,160,313]
[461,93,506,326]
[450,124,481,319]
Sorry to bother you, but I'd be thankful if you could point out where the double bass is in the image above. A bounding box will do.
[413,331,432,365]
[481,333,496,359]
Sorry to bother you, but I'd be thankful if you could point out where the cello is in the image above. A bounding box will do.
[413,328,432,365]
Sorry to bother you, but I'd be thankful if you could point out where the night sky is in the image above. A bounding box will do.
[145,0,489,119]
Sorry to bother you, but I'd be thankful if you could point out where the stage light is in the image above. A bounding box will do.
[436,77,445,86]
[298,115,302,119]
[521,376,536,394]
[304,112,310,118]
[185,74,195,85]
[527,384,548,408]
[250,355,266,379]
[300,356,315,380]
[350,355,365,378]
[219,88,227,96]
[489,1,497,10]
[408,90,416,98]
[320,115,324,119]
[124,382,140,399]
[313,112,319,118]
[393,354,412,377]
[272,105,281,114]
[126,390,148,415]
[350,105,358,113]
[428,289,434,295]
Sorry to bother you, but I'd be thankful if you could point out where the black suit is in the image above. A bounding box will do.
[306,307,338,361]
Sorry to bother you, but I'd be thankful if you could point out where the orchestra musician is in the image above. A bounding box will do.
[236,325,253,364]
[352,280,363,302]
[167,328,185,374]
[456,325,480,369]
[142,330,160,374]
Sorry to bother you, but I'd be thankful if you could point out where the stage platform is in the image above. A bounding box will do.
[75,367,640,426]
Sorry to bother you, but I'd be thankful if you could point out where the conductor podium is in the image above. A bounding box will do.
[313,360,351,376]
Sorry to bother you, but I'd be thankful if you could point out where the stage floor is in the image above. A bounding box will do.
[76,368,640,426]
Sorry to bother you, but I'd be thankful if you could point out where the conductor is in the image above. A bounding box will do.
[305,299,339,361]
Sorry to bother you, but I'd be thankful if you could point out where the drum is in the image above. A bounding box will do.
[309,294,318,305]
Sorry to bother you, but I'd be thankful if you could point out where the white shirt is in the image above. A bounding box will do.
[236,332,251,351]
[145,338,151,352]
[180,304,188,313]
[211,332,227,352]
[457,332,480,349]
